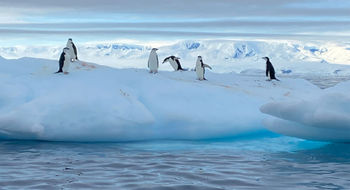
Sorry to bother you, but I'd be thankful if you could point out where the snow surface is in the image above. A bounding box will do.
[1,40,350,74]
[0,56,328,142]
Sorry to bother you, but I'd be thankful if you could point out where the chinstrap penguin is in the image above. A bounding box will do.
[66,38,78,61]
[162,56,185,71]
[148,48,159,73]
[262,57,279,81]
[55,48,66,73]
[195,56,212,80]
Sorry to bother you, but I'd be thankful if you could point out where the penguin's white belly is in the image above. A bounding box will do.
[69,49,75,59]
[196,66,204,80]
[63,55,71,72]
[66,44,75,59]
[169,60,178,71]
[148,54,158,71]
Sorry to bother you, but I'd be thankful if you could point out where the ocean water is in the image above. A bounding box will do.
[1,136,350,190]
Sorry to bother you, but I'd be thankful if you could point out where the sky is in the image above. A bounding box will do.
[0,0,350,46]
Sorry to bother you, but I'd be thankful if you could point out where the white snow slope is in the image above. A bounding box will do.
[1,56,335,142]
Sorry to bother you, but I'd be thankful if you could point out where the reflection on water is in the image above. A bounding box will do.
[0,137,349,190]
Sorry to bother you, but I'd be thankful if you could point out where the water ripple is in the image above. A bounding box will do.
[0,138,349,189]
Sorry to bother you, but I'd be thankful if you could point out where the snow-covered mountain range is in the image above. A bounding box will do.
[1,40,350,74]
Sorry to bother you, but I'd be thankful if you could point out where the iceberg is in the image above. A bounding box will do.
[0,56,321,142]
[261,82,350,142]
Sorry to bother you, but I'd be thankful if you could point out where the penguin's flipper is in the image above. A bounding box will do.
[203,64,212,70]
[163,57,170,64]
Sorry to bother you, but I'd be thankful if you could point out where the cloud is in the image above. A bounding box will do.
[1,20,350,30]
[0,28,348,41]
[0,0,349,44]
[0,0,349,18]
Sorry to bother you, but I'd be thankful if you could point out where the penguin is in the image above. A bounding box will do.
[148,48,159,73]
[66,38,78,61]
[62,48,71,74]
[162,56,185,71]
[55,48,66,73]
[262,57,279,81]
[195,56,212,80]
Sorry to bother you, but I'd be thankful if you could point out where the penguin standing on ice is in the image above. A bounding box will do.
[195,56,212,80]
[162,56,185,71]
[62,48,71,74]
[148,48,159,73]
[55,48,66,73]
[66,38,78,61]
[262,57,279,81]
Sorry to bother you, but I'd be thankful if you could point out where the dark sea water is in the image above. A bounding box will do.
[1,136,350,190]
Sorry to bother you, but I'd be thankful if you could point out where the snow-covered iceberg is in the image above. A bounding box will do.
[0,56,321,142]
[261,81,350,142]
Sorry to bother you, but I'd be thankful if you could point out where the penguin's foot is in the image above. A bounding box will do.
[64,72,69,75]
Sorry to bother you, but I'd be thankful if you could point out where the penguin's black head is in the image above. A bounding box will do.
[68,38,72,41]
[63,47,69,53]
[152,48,158,51]
[262,57,269,61]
